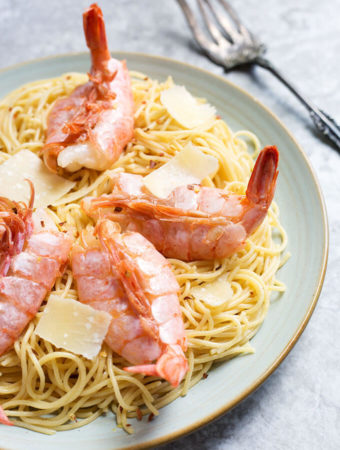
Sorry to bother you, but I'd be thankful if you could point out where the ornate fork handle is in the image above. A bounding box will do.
[176,0,340,150]
[255,57,340,148]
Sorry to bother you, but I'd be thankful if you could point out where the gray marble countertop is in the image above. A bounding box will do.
[1,0,340,449]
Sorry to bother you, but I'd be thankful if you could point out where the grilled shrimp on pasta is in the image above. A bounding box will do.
[83,146,279,261]
[42,3,134,173]
[71,220,188,387]
[0,183,72,425]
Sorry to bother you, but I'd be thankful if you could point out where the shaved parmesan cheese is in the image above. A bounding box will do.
[144,144,219,198]
[0,150,75,208]
[191,274,232,307]
[160,85,216,129]
[35,296,111,360]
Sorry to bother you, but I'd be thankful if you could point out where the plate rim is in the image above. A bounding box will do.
[0,51,329,449]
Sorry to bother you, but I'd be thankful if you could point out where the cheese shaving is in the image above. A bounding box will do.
[0,150,75,207]
[35,296,112,359]
[160,85,216,129]
[143,144,218,198]
[191,274,233,306]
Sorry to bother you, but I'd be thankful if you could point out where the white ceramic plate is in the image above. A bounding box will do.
[0,53,328,450]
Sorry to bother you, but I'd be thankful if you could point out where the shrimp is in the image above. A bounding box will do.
[71,220,188,387]
[0,185,72,426]
[0,183,34,277]
[83,146,279,261]
[42,3,134,173]
[0,186,72,357]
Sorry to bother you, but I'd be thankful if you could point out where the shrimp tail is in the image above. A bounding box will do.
[0,406,13,426]
[83,3,111,70]
[246,146,279,208]
[124,345,188,388]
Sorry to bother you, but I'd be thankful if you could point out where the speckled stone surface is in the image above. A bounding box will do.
[1,0,339,449]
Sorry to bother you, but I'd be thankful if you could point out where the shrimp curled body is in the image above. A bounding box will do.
[83,146,279,261]
[0,208,72,356]
[71,220,188,387]
[42,3,134,172]
[0,190,72,425]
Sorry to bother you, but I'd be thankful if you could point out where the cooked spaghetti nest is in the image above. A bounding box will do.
[0,71,288,434]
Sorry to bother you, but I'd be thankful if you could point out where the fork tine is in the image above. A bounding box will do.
[203,0,243,44]
[217,0,253,43]
[197,0,232,48]
[177,0,225,64]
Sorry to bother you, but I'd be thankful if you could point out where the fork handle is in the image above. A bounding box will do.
[255,56,340,150]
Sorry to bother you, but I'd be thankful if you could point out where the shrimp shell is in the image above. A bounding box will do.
[71,220,188,387]
[83,146,279,261]
[0,207,72,356]
[42,3,134,173]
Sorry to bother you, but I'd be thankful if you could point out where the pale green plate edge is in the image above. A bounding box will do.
[0,52,328,450]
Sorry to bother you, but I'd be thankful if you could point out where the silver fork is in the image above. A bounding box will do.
[177,0,340,151]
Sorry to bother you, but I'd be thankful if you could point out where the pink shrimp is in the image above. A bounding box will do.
[42,3,134,173]
[71,220,188,387]
[83,146,279,261]
[0,186,72,426]
[0,183,34,277]
[0,189,72,357]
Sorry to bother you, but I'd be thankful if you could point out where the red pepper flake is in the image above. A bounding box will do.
[126,424,131,427]
[8,107,12,112]
[159,152,164,157]
[149,161,156,169]
[59,221,66,226]
[114,206,122,212]
[142,101,146,104]
[187,184,200,192]
[40,220,45,228]
[136,408,142,421]
[216,114,221,119]
[119,406,123,413]
[203,373,208,379]
[148,413,154,422]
